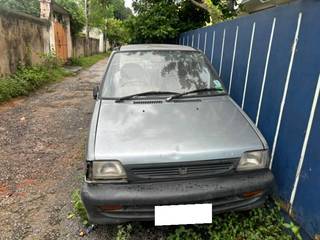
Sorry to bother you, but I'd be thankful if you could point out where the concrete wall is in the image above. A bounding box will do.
[0,8,50,76]
[0,6,101,76]
[82,27,106,53]
[72,36,100,58]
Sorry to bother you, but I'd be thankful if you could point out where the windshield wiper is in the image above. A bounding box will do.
[165,87,225,102]
[115,91,179,102]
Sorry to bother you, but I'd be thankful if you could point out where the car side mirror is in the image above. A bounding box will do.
[93,86,99,100]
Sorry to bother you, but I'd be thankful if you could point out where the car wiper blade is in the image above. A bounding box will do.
[166,87,224,102]
[115,91,179,102]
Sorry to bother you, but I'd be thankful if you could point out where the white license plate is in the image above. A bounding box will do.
[154,203,212,226]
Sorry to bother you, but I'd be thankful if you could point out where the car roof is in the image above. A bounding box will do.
[119,44,196,52]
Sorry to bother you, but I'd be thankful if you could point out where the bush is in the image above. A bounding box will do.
[40,52,63,69]
[0,54,68,103]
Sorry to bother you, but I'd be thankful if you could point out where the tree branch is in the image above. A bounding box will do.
[189,0,210,12]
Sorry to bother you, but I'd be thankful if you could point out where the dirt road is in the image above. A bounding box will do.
[0,59,172,240]
[0,60,108,239]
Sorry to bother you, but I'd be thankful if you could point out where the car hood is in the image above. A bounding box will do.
[94,96,264,165]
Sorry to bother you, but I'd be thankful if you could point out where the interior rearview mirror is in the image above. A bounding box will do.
[93,86,99,100]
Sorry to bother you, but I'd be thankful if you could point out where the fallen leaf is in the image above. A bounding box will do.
[67,213,75,219]
[79,231,85,237]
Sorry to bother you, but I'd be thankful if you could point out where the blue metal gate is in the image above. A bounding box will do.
[179,1,320,238]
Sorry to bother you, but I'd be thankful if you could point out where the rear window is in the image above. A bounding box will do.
[101,50,224,98]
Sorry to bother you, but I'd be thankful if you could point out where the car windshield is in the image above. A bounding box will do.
[101,50,225,98]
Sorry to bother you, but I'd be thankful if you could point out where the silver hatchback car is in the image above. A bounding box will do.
[81,44,274,224]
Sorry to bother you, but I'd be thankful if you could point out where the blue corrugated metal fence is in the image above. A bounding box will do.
[179,1,320,238]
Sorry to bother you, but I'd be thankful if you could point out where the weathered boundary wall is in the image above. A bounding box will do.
[0,8,101,76]
[0,8,50,76]
[179,1,320,238]
[72,36,100,58]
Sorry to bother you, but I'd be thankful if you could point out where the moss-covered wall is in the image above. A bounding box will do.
[72,36,100,58]
[0,8,50,76]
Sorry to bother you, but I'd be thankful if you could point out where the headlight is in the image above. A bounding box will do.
[237,150,269,171]
[88,160,127,181]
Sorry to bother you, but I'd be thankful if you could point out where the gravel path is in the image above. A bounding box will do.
[0,59,173,240]
[0,60,107,240]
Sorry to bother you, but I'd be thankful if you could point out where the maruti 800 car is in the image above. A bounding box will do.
[81,44,274,224]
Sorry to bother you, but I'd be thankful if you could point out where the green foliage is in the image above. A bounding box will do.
[116,224,133,240]
[167,226,202,240]
[68,57,82,66]
[126,0,180,43]
[83,0,132,33]
[283,221,303,240]
[125,0,238,44]
[0,0,39,16]
[55,0,86,36]
[71,189,90,226]
[178,1,210,33]
[114,203,296,240]
[40,52,63,69]
[106,18,130,47]
[211,0,238,20]
[109,0,133,20]
[125,0,210,43]
[69,52,109,68]
[89,0,113,29]
[166,205,293,240]
[0,54,68,102]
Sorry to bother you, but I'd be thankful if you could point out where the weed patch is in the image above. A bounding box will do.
[165,203,297,240]
[0,54,70,102]
[114,202,299,240]
[69,52,110,68]
[116,224,133,240]
[71,189,89,226]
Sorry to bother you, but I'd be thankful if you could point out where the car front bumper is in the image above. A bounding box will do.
[81,169,274,224]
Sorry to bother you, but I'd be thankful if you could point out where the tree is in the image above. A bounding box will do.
[88,0,113,29]
[178,0,210,33]
[189,0,222,23]
[105,18,129,47]
[127,0,180,43]
[212,0,238,19]
[189,0,237,24]
[56,0,86,36]
[109,0,132,20]
[125,0,209,44]
[0,0,39,16]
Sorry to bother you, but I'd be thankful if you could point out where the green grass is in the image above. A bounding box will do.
[113,201,300,240]
[69,52,110,68]
[71,189,90,226]
[69,190,300,240]
[0,65,69,103]
[0,52,109,103]
[165,204,294,240]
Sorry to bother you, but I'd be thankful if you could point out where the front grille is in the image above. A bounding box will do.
[126,159,238,182]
